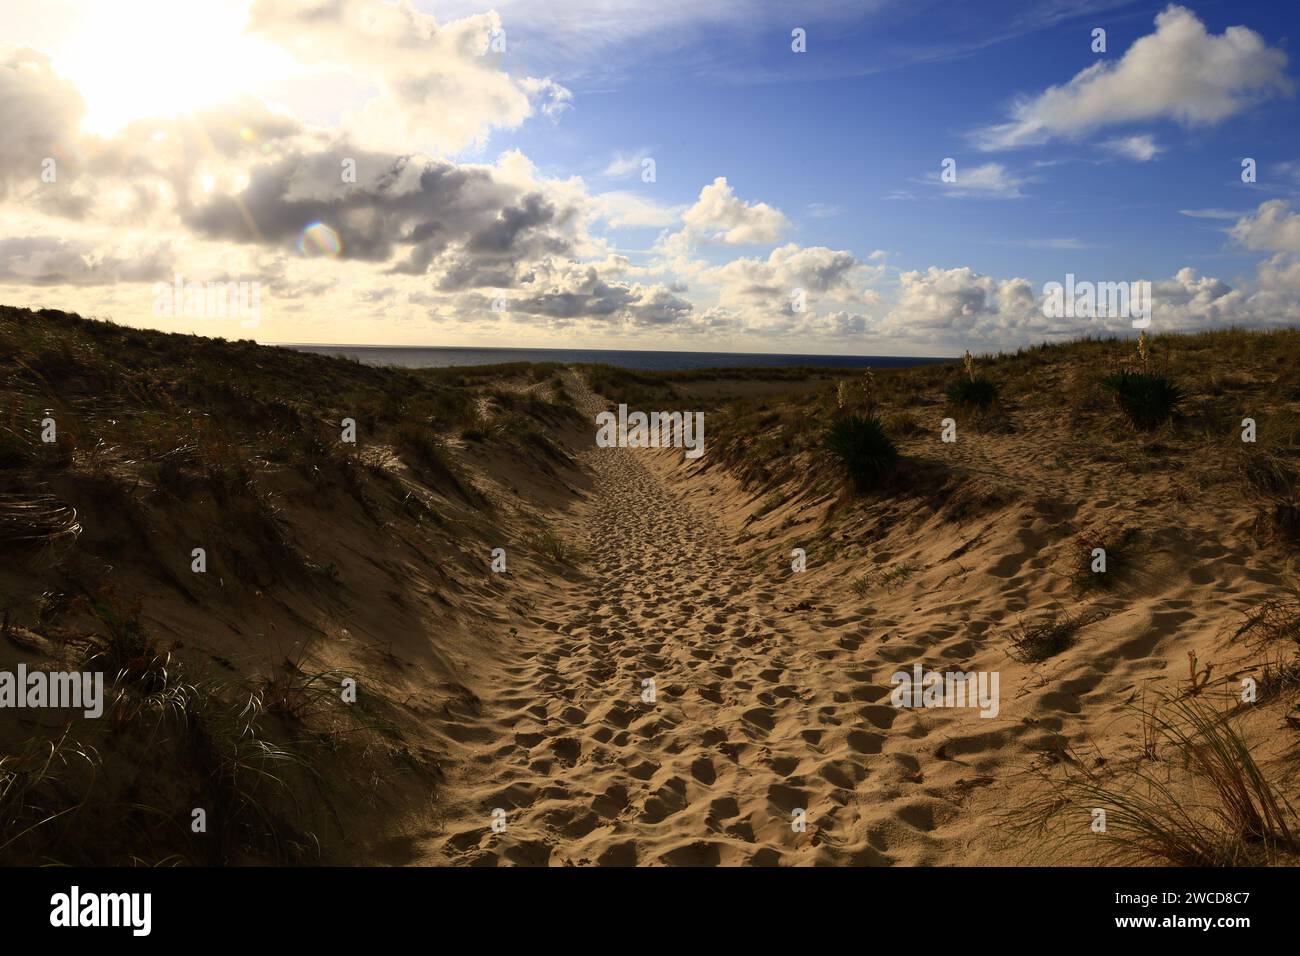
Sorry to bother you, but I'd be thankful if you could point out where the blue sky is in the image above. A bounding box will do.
[2,0,1299,353]
[485,0,1298,291]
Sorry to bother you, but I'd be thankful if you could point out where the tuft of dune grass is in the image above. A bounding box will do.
[1018,698,1298,866]
[525,529,583,566]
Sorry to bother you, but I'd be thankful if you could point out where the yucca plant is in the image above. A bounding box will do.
[824,415,897,491]
[836,369,880,417]
[1101,331,1183,430]
[1101,369,1183,430]
[946,350,998,409]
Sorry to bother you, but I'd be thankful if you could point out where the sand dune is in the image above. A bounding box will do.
[4,309,1298,867]
[392,368,1298,866]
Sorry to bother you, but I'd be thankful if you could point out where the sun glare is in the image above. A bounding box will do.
[54,0,290,135]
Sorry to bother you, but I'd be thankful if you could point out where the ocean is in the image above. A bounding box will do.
[283,344,952,372]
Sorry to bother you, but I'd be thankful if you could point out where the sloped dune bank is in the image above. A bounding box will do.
[415,337,1300,867]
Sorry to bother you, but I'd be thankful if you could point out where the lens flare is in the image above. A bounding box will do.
[297,222,342,258]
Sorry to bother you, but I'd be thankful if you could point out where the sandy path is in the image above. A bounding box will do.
[413,379,1023,866]
[416,383,839,864]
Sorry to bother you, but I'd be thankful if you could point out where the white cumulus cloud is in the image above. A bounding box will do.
[974,5,1291,151]
[1230,200,1300,253]
[678,177,791,246]
[247,0,571,155]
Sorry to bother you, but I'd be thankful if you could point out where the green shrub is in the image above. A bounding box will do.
[1101,370,1183,430]
[824,415,897,490]
[946,376,999,409]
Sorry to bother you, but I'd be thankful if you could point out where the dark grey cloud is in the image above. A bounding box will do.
[0,236,172,286]
[509,267,693,326]
[185,149,577,287]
